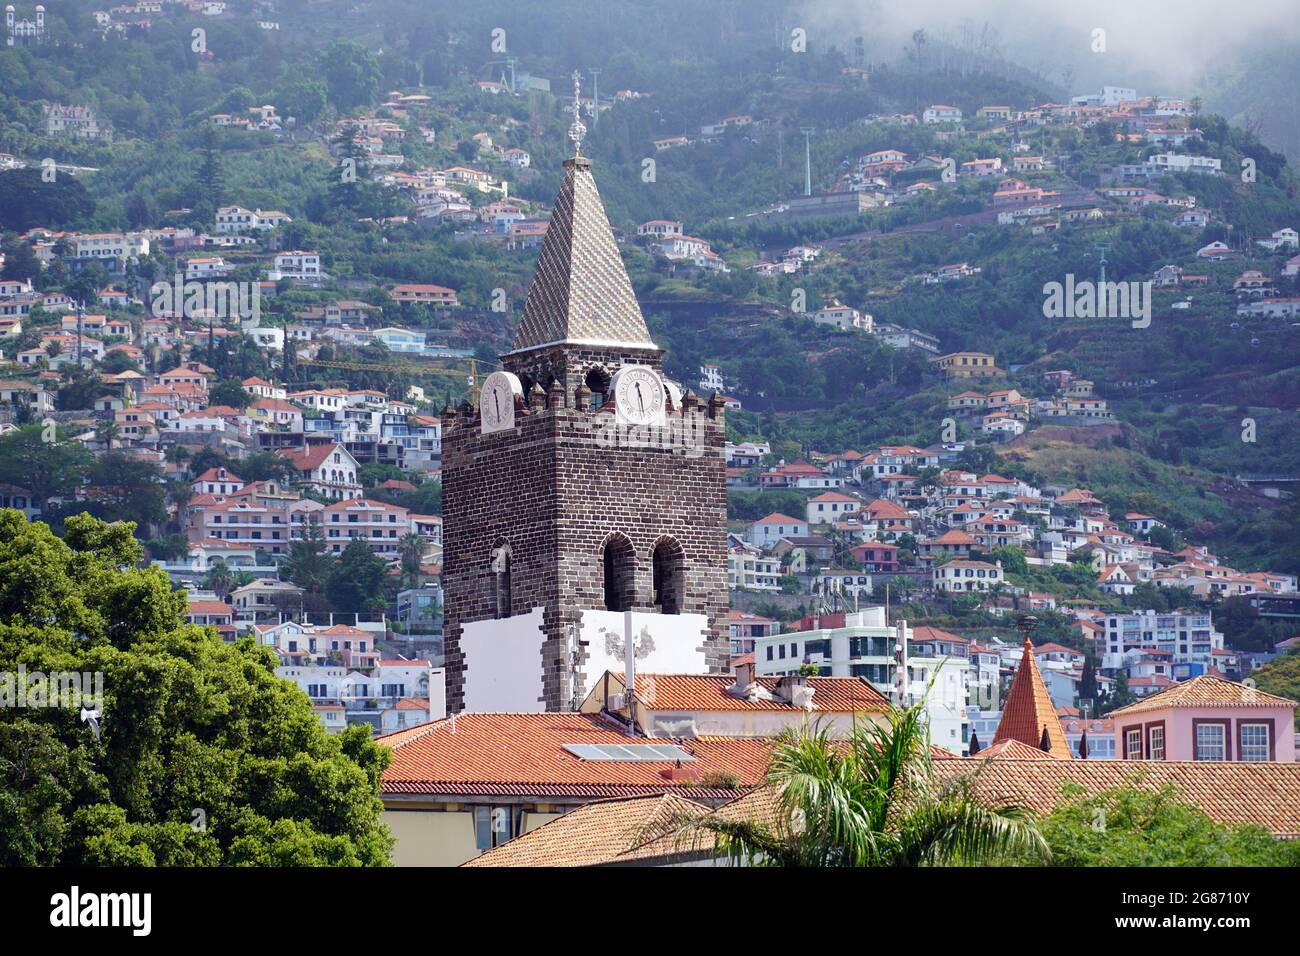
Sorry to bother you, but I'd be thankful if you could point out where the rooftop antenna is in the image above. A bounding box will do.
[568,70,586,157]
[623,609,638,737]
[800,127,814,196]
[892,619,909,707]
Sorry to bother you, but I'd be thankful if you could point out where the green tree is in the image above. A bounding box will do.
[0,426,93,510]
[281,521,336,611]
[320,41,382,112]
[0,167,95,231]
[193,124,225,223]
[1104,672,1135,714]
[208,377,253,409]
[94,418,120,451]
[203,559,235,600]
[1250,650,1300,728]
[274,76,328,125]
[680,703,1048,866]
[1039,783,1300,866]
[328,537,389,613]
[84,453,167,531]
[991,545,1028,576]
[398,532,425,591]
[0,235,41,282]
[0,512,392,866]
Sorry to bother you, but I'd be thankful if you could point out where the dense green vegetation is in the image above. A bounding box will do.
[0,511,392,865]
[1251,649,1300,727]
[1039,783,1300,866]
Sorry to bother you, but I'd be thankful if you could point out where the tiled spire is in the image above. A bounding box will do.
[993,618,1072,759]
[508,155,657,355]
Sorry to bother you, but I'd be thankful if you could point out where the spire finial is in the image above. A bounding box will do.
[1016,613,1037,650]
[568,69,586,156]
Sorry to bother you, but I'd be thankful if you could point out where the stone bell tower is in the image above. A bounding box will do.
[441,91,728,713]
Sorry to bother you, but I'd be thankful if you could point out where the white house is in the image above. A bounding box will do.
[748,513,808,549]
[1256,228,1299,251]
[812,303,872,332]
[270,251,323,282]
[933,559,1004,593]
[923,105,962,125]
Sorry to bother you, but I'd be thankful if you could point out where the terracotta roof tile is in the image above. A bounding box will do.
[379,713,771,799]
[934,759,1300,837]
[632,673,891,714]
[461,793,706,867]
[1108,675,1297,717]
[993,640,1073,759]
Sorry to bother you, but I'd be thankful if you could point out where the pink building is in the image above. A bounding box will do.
[1110,675,1296,762]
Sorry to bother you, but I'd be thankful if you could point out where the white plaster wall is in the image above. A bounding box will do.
[461,607,547,711]
[575,609,709,701]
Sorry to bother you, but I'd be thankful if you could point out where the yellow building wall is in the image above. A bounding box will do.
[384,806,563,867]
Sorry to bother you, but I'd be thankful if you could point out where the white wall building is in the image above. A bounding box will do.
[754,608,971,754]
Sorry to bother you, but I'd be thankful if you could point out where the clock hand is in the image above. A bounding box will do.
[493,390,500,418]
[635,382,644,413]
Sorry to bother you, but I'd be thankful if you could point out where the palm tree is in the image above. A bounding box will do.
[398,531,425,591]
[678,702,1049,867]
[95,418,120,450]
[203,559,235,600]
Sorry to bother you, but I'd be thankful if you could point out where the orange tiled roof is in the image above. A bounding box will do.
[910,625,969,645]
[993,640,1073,759]
[972,738,1064,760]
[472,756,1300,865]
[379,712,772,799]
[933,759,1300,837]
[1108,675,1297,717]
[461,792,706,867]
[631,673,891,714]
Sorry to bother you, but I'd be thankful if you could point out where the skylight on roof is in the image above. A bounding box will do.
[562,743,696,762]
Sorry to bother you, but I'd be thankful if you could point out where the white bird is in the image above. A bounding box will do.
[80,707,101,740]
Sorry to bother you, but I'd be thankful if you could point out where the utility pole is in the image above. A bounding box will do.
[893,619,909,708]
[75,299,84,368]
[1097,243,1109,284]
[588,68,601,126]
[801,127,814,196]
[467,357,478,397]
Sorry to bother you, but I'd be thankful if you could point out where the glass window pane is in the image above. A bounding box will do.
[1195,724,1225,761]
[1240,724,1269,762]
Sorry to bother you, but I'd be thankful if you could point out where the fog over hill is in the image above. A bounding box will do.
[798,0,1300,159]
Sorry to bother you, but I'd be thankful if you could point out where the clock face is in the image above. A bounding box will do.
[480,371,522,433]
[612,365,666,426]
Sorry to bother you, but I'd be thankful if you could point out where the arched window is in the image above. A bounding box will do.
[652,538,685,615]
[585,367,610,410]
[491,545,512,619]
[602,534,636,612]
